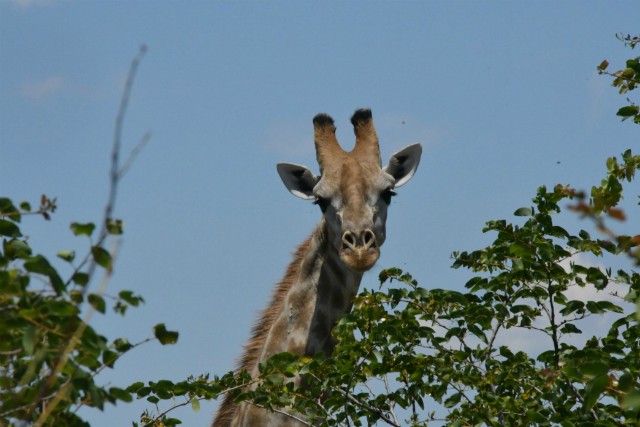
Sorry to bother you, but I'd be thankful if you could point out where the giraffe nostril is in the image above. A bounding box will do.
[362,229,377,249]
[342,231,357,250]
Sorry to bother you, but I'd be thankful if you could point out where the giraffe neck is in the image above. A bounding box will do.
[212,220,363,426]
[258,219,362,365]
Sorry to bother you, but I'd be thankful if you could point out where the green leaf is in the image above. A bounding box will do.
[594,300,623,313]
[617,105,640,121]
[22,325,37,355]
[586,301,604,314]
[581,361,609,377]
[526,410,548,423]
[379,268,403,283]
[0,198,20,222]
[150,379,176,400]
[619,372,634,391]
[103,350,118,368]
[548,225,570,238]
[135,386,152,397]
[153,379,175,393]
[560,323,582,334]
[583,374,609,411]
[49,300,78,317]
[88,293,106,314]
[509,243,532,259]
[72,272,90,286]
[126,381,145,393]
[57,250,76,263]
[560,300,585,316]
[153,323,179,345]
[627,58,640,71]
[3,238,32,259]
[597,59,609,71]
[91,246,112,270]
[70,290,83,304]
[444,392,461,408]
[113,337,133,352]
[119,290,144,306]
[88,383,105,410]
[0,219,22,237]
[70,222,95,237]
[109,387,132,402]
[514,207,533,216]
[622,390,640,411]
[24,255,64,294]
[106,218,124,235]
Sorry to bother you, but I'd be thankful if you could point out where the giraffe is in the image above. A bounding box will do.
[212,108,422,427]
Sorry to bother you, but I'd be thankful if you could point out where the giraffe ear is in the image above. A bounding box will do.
[384,143,422,188]
[277,163,319,200]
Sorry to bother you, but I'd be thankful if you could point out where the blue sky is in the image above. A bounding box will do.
[1,1,639,425]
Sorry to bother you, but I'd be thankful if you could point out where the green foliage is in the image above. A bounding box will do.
[154,323,180,345]
[160,185,634,426]
[0,45,172,427]
[0,198,178,426]
[597,33,640,125]
[225,183,638,425]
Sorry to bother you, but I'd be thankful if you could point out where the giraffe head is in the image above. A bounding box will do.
[277,109,422,272]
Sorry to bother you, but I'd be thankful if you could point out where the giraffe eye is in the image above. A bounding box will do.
[381,188,397,204]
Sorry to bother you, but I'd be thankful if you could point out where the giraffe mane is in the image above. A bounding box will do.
[213,233,315,425]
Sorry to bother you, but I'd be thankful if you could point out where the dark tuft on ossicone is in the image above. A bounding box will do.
[350,108,372,126]
[313,113,334,127]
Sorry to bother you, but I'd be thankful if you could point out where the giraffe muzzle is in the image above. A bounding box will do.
[340,229,380,272]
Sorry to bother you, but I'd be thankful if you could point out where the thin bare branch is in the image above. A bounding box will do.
[83,44,149,293]
[118,131,152,180]
[332,387,400,427]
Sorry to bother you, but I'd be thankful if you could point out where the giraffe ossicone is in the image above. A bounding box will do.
[213,108,422,426]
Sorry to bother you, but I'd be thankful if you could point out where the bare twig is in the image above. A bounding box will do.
[382,374,400,426]
[143,397,197,427]
[119,131,152,180]
[599,69,640,86]
[0,389,60,418]
[83,44,149,294]
[29,45,150,425]
[333,387,400,427]
[214,400,314,427]
[343,347,372,427]
[264,405,313,426]
[142,379,258,427]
